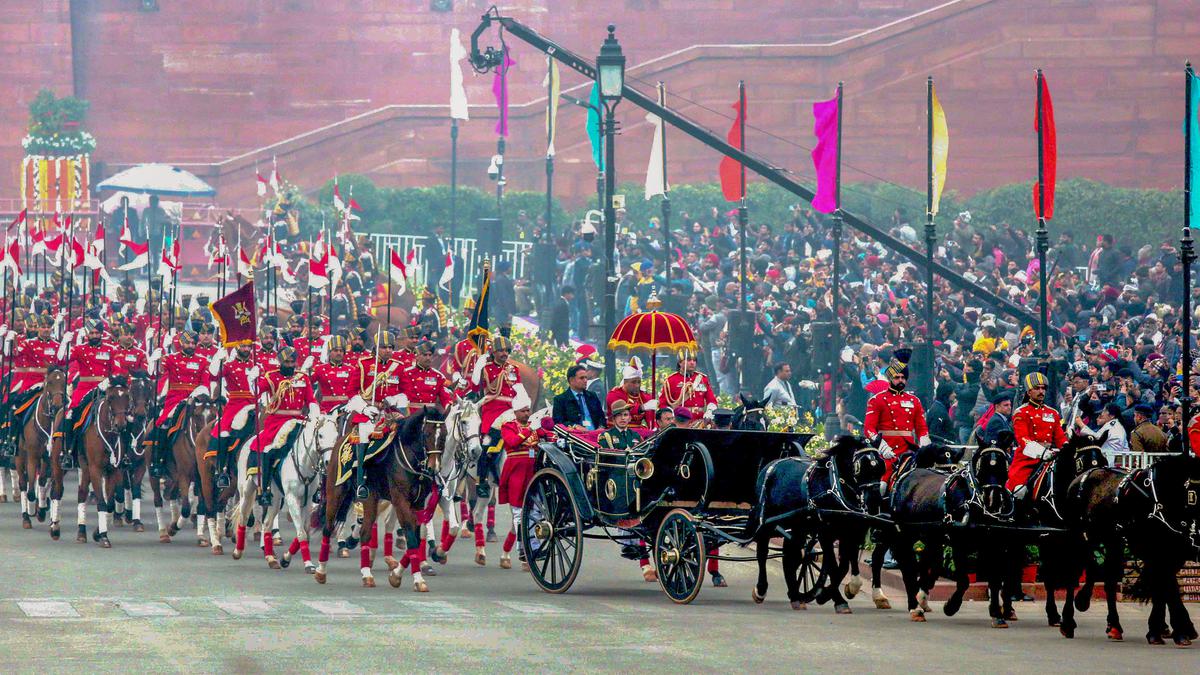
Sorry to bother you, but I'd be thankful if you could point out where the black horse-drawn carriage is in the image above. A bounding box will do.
[518,425,824,603]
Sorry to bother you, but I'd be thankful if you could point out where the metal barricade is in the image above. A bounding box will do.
[368,233,531,299]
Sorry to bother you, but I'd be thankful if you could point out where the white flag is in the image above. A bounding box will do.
[645,111,668,200]
[438,252,455,290]
[449,29,470,121]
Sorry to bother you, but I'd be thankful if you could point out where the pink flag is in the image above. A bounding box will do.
[810,93,841,214]
[492,49,516,137]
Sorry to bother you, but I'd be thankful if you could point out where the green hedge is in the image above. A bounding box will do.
[292,175,1183,247]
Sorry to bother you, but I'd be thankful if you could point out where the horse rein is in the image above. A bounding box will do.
[1117,461,1200,551]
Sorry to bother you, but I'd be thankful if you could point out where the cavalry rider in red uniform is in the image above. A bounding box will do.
[210,342,260,490]
[255,328,282,374]
[863,348,930,482]
[400,341,457,413]
[606,360,658,430]
[57,319,119,459]
[345,327,372,371]
[8,312,60,396]
[357,331,405,414]
[471,335,526,498]
[496,388,547,571]
[249,347,317,506]
[393,326,417,372]
[1007,372,1067,495]
[147,331,212,478]
[657,350,718,423]
[195,322,219,360]
[111,325,148,378]
[447,315,482,395]
[312,335,358,413]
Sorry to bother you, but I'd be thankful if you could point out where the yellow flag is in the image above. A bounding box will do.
[545,57,560,156]
[930,85,949,215]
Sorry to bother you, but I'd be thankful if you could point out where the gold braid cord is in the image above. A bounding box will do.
[360,361,400,401]
[662,372,694,410]
[264,375,301,415]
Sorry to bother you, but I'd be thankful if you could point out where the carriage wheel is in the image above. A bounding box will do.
[794,531,828,604]
[655,508,706,604]
[521,469,584,594]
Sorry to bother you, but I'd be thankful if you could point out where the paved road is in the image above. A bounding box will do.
[0,474,1194,673]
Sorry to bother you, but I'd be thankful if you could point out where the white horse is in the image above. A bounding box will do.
[229,412,340,567]
[275,413,340,573]
[423,399,483,567]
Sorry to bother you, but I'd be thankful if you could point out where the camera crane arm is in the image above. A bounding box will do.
[467,8,1041,329]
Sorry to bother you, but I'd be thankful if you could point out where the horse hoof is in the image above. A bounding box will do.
[1106,626,1123,641]
[992,617,1008,629]
[21,515,31,529]
[388,572,402,588]
[36,507,47,523]
[413,580,429,593]
[520,561,529,572]
[273,535,282,546]
[167,525,180,537]
[475,551,486,566]
[267,558,281,570]
[460,528,473,539]
[874,597,892,610]
[232,549,243,560]
[384,556,399,571]
[315,571,327,585]
[752,588,765,604]
[132,520,144,533]
[917,590,932,613]
[212,545,224,555]
[159,534,172,544]
[486,529,498,543]
[338,548,350,559]
[711,572,728,588]
[791,600,807,611]
[1147,634,1166,646]
[1047,615,1061,627]
[1075,594,1092,613]
[421,562,437,577]
[1005,608,1018,622]
[499,555,512,570]
[50,527,59,541]
[280,555,292,569]
[910,609,926,622]
[944,596,963,617]
[98,536,112,549]
[835,603,853,615]
[1060,625,1075,639]
[362,576,376,588]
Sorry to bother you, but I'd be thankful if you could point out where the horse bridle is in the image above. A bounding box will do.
[95,385,131,465]
[1117,461,1200,552]
[292,415,334,502]
[33,377,67,443]
[446,408,480,483]
[391,418,447,483]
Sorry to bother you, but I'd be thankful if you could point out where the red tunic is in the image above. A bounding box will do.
[863,387,929,481]
[498,419,541,507]
[255,347,281,374]
[213,357,258,437]
[1007,401,1067,491]
[605,387,656,429]
[156,352,211,424]
[657,371,718,420]
[111,346,148,378]
[400,365,457,413]
[250,371,314,453]
[1188,416,1200,460]
[11,337,60,393]
[66,342,118,408]
[476,361,521,432]
[358,358,405,407]
[311,361,359,413]
[445,338,479,388]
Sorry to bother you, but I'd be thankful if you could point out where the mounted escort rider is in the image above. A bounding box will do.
[863,347,930,483]
[56,319,118,466]
[210,342,260,490]
[247,347,318,505]
[146,330,212,478]
[471,335,527,499]
[1007,371,1067,498]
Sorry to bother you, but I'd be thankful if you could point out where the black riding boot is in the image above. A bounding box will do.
[257,450,275,506]
[59,414,75,470]
[354,443,368,500]
[213,435,231,490]
[147,427,166,478]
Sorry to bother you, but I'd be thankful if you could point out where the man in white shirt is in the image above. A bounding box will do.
[762,363,797,408]
[1074,402,1129,464]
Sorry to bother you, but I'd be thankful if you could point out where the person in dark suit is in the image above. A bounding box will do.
[546,286,574,347]
[982,389,1015,449]
[552,364,607,431]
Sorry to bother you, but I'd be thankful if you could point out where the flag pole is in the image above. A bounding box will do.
[450,118,459,244]
[658,82,672,291]
[1182,61,1196,441]
[831,82,844,352]
[737,80,748,316]
[545,56,555,242]
[925,75,937,404]
[1035,68,1049,357]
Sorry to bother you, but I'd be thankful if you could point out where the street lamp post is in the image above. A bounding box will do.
[597,24,625,388]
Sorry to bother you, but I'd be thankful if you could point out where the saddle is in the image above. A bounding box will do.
[248,422,307,488]
[333,427,398,487]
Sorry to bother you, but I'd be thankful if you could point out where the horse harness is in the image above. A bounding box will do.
[938,448,1014,524]
[1116,462,1200,551]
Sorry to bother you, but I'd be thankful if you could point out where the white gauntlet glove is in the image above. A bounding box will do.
[877,439,895,460]
[384,393,410,410]
[1021,440,1047,460]
[471,352,489,385]
[642,399,659,412]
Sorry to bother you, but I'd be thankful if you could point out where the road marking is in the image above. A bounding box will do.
[495,601,568,615]
[17,601,79,618]
[302,600,366,616]
[118,601,179,617]
[396,600,469,615]
[213,599,274,616]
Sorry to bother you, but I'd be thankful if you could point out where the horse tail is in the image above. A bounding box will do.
[333,485,355,530]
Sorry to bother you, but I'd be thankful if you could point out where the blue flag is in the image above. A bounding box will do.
[1187,72,1200,226]
[586,82,605,171]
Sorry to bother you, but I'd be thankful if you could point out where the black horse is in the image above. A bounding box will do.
[746,436,885,612]
[889,443,1022,626]
[730,394,768,431]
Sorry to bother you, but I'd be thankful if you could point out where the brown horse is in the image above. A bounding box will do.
[50,378,133,547]
[152,396,220,544]
[314,407,446,590]
[112,374,155,532]
[193,419,230,555]
[16,367,67,529]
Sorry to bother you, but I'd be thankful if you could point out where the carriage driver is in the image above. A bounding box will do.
[863,348,930,483]
[1006,372,1067,496]
[658,349,718,423]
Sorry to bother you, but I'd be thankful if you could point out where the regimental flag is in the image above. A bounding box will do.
[0,236,21,277]
[327,238,343,291]
[718,88,746,202]
[210,281,257,347]
[237,246,253,278]
[466,265,490,348]
[308,233,329,289]
[492,48,516,137]
[930,82,949,216]
[437,252,455,290]
[69,236,86,270]
[449,28,470,121]
[389,248,409,296]
[586,83,604,170]
[545,56,560,156]
[256,172,269,197]
[84,224,111,283]
[1033,70,1057,220]
[810,87,842,214]
[8,209,26,232]
[1186,68,1200,226]
[332,177,346,213]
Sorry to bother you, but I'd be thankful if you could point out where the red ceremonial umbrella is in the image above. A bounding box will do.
[607,295,699,393]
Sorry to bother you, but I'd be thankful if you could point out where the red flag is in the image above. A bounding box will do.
[1033,71,1057,220]
[8,208,26,232]
[237,247,253,278]
[332,179,346,212]
[70,237,85,270]
[718,94,746,202]
[256,173,269,197]
[308,233,330,289]
[406,248,416,266]
[1,237,22,276]
[210,281,258,347]
[348,197,363,212]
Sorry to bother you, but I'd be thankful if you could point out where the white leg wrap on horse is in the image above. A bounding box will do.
[197,514,207,534]
[20,493,28,515]
[77,502,87,525]
[36,482,46,507]
[360,567,372,579]
[132,500,142,521]
[412,571,425,585]
[98,511,109,534]
[50,500,60,523]
[156,506,167,532]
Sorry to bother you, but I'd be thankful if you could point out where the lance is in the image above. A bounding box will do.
[386,245,392,331]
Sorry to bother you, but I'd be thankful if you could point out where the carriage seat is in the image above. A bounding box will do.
[554,426,653,449]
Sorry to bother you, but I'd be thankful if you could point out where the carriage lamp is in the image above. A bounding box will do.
[597,25,626,102]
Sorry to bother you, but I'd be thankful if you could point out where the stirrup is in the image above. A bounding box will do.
[60,452,75,470]
[215,473,230,490]
[355,483,370,500]
[257,489,273,506]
